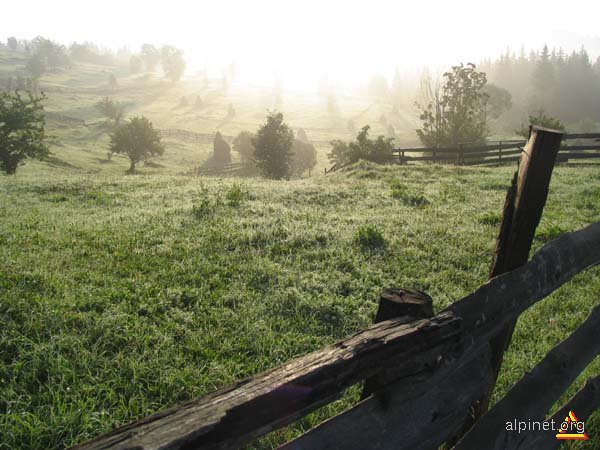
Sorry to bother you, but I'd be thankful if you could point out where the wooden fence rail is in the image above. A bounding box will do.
[387,132,600,167]
[72,127,600,450]
[71,222,600,450]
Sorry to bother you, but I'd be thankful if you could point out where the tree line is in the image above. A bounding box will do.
[480,45,600,128]
[2,36,187,88]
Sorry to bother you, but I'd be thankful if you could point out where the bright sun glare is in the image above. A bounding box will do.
[1,0,599,89]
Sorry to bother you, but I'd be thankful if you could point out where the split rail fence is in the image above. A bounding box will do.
[73,127,600,450]
[392,132,600,166]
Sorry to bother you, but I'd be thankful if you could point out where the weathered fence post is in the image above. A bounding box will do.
[498,141,502,163]
[361,288,433,399]
[467,126,564,428]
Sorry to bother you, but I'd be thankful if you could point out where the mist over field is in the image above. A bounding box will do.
[1,2,600,449]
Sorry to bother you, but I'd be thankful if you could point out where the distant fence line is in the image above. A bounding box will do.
[196,162,244,176]
[158,129,234,144]
[391,133,600,166]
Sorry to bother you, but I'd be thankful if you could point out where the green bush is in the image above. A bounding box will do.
[355,225,386,251]
[226,183,251,207]
[390,179,429,206]
[192,187,220,218]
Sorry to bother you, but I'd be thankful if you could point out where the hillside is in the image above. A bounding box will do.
[0,48,423,177]
[1,49,600,449]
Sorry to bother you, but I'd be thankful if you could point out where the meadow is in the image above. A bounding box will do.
[1,49,600,449]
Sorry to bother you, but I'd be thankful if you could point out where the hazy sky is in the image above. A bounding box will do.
[2,0,599,87]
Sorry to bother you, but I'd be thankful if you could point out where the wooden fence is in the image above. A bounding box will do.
[159,129,233,144]
[391,132,600,166]
[72,127,600,449]
[196,162,244,176]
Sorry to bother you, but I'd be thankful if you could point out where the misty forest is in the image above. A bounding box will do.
[1,4,600,450]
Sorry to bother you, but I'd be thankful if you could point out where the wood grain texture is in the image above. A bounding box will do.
[455,305,600,450]
[362,288,434,398]
[71,314,462,450]
[514,375,600,450]
[71,221,600,450]
[280,346,493,450]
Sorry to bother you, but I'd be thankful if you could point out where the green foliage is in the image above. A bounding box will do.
[226,183,252,206]
[95,97,125,129]
[140,44,160,72]
[483,84,512,119]
[516,110,565,138]
[30,36,70,70]
[390,179,429,206]
[109,116,164,172]
[290,138,317,177]
[252,111,294,179]
[161,46,186,83]
[0,91,48,174]
[355,225,387,251]
[328,125,394,167]
[26,53,46,83]
[192,185,220,218]
[416,63,489,147]
[233,131,255,166]
[212,131,231,165]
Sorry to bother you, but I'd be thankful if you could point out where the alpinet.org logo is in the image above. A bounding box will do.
[556,411,588,441]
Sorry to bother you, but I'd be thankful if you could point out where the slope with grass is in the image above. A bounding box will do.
[1,48,425,177]
[1,162,599,449]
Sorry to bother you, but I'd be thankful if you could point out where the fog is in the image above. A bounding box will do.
[2,0,599,88]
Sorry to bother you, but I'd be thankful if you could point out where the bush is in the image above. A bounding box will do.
[226,183,251,207]
[355,225,387,251]
[328,125,394,167]
[192,186,220,218]
[390,180,429,206]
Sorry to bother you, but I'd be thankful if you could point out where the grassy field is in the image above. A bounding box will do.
[1,162,599,449]
[1,49,600,449]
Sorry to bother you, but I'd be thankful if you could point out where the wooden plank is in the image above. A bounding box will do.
[455,304,600,450]
[71,220,600,450]
[564,132,600,139]
[445,220,600,345]
[556,152,600,159]
[462,149,522,159]
[362,288,433,398]
[514,375,600,450]
[469,126,564,427]
[393,142,525,155]
[560,145,600,151]
[70,314,462,450]
[462,156,521,166]
[280,346,494,450]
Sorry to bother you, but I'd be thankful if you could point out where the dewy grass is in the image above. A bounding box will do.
[1,164,599,449]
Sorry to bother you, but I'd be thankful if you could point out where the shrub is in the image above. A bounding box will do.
[355,225,387,251]
[328,125,394,167]
[226,183,251,207]
[192,187,220,218]
[390,180,429,206]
